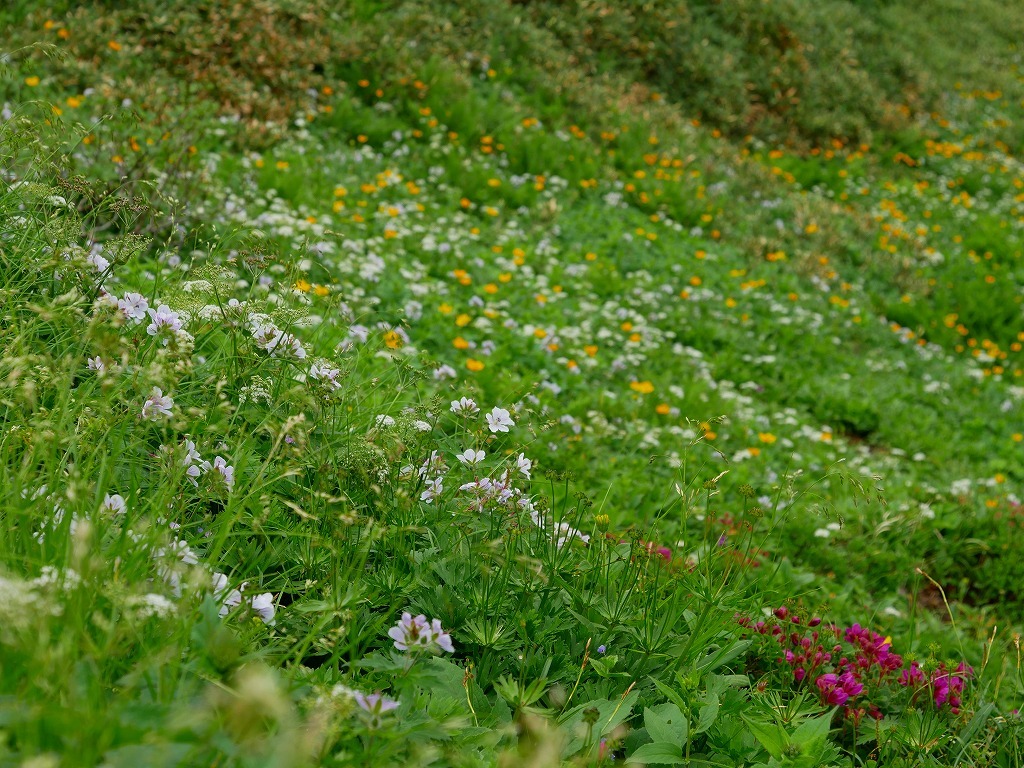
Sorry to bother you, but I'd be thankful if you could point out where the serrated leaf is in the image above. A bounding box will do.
[644,704,688,748]
[742,715,788,759]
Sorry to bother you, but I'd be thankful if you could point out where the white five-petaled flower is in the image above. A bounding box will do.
[450,397,479,416]
[456,448,485,466]
[102,493,126,515]
[249,592,276,625]
[212,572,242,617]
[387,612,455,653]
[182,439,211,486]
[118,292,149,323]
[516,453,533,479]
[485,406,514,433]
[142,387,174,420]
[420,476,443,503]
[212,456,235,490]
[146,304,183,342]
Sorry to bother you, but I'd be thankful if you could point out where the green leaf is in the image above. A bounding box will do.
[694,692,720,734]
[648,676,688,712]
[742,715,789,760]
[644,704,688,748]
[628,742,686,764]
[790,709,835,748]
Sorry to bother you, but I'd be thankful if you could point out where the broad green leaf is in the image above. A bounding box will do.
[742,715,789,759]
[790,709,836,748]
[628,742,686,764]
[694,692,720,734]
[644,704,688,748]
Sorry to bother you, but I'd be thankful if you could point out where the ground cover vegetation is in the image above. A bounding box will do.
[1,0,1024,765]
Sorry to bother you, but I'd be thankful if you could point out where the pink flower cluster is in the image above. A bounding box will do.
[899,660,972,715]
[740,607,973,722]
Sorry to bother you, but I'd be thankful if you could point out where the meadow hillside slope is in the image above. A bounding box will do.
[1,1,1024,765]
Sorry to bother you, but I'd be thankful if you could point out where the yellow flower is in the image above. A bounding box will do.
[25,76,40,87]
[466,358,485,372]
[455,314,472,327]
[453,337,470,350]
[383,331,403,349]
[758,433,777,444]
[630,381,654,394]
[294,279,311,292]
[655,403,670,415]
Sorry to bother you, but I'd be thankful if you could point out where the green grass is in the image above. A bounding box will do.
[1,0,1024,765]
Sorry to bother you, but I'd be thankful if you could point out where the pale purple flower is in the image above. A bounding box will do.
[87,356,106,373]
[182,439,210,486]
[146,304,183,342]
[118,292,149,323]
[354,692,400,727]
[309,362,342,391]
[252,322,307,360]
[212,456,235,490]
[486,407,514,433]
[87,252,110,273]
[141,387,173,420]
[418,450,447,479]
[388,612,455,653]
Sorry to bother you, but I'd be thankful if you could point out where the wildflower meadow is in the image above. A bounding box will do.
[1,1,1024,765]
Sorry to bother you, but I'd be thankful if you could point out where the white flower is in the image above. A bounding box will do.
[118,292,149,322]
[456,448,485,466]
[212,572,242,617]
[412,420,431,432]
[516,453,532,479]
[433,364,457,380]
[249,592,276,625]
[485,407,514,433]
[87,356,106,373]
[375,414,396,428]
[131,593,176,619]
[212,456,235,490]
[450,397,479,416]
[420,476,443,503]
[102,493,126,515]
[146,304,183,342]
[141,387,173,420]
